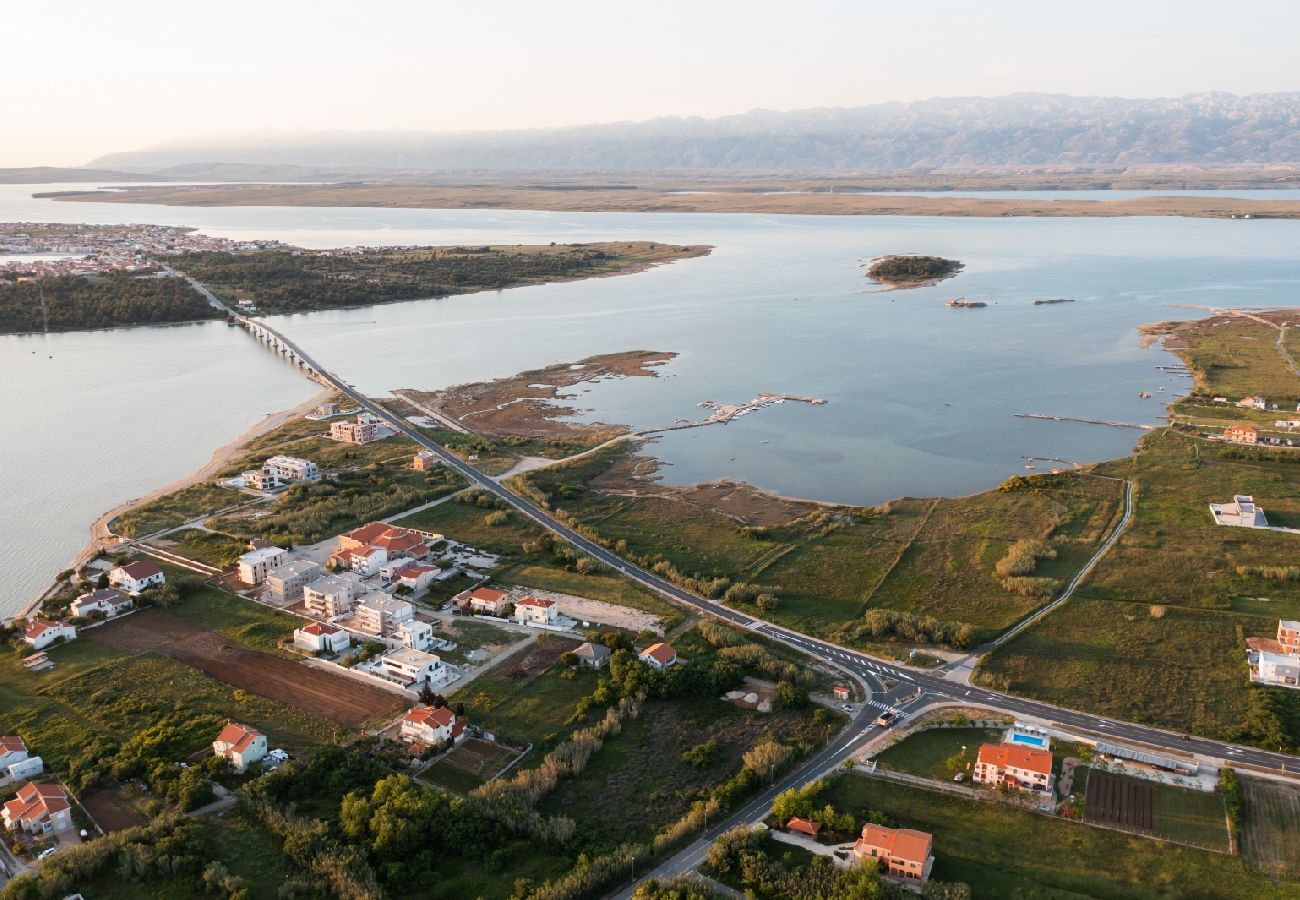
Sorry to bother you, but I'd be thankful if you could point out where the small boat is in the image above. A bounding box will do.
[1139,391,1152,399]
[946,297,988,308]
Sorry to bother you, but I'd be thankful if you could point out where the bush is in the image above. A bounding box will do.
[995,539,1057,578]
[1000,576,1059,598]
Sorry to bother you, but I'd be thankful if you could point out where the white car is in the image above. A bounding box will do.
[37,846,58,861]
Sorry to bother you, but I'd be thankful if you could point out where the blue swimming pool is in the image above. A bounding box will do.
[1010,733,1047,749]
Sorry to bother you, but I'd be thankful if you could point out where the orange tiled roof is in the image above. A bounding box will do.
[977,742,1052,775]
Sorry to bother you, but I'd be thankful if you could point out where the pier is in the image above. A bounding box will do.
[1016,413,1156,431]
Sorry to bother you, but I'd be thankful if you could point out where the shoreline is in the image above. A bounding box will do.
[8,384,332,625]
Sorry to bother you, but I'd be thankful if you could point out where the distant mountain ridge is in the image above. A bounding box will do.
[89,92,1300,173]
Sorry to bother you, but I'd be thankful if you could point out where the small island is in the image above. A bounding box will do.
[866,254,963,289]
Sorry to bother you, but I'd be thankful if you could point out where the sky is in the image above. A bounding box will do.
[4,0,1298,167]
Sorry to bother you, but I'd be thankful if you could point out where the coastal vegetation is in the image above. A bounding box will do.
[0,271,222,334]
[170,242,708,314]
[866,254,962,287]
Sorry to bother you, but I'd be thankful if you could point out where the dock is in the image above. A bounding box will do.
[1016,413,1156,431]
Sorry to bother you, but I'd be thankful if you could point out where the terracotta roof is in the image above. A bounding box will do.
[856,824,932,865]
[342,521,392,544]
[23,619,63,639]
[3,782,70,825]
[301,622,340,636]
[119,560,163,579]
[640,642,677,664]
[466,587,506,604]
[0,736,27,754]
[1227,425,1258,433]
[977,742,1052,775]
[371,531,425,554]
[516,595,554,609]
[215,722,263,756]
[1248,636,1287,654]
[405,705,457,728]
[786,817,822,836]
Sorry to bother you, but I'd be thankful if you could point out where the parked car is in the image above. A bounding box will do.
[841,703,854,712]
[37,846,58,861]
[953,772,965,782]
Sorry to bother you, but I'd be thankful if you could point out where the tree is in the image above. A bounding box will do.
[742,739,794,782]
[775,681,808,710]
[418,684,437,705]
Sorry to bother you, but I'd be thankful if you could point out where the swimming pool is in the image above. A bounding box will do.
[1010,732,1048,749]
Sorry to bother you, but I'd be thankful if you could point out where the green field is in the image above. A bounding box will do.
[1240,775,1300,877]
[872,727,1004,782]
[164,582,302,655]
[394,492,547,556]
[1164,313,1300,406]
[115,483,244,537]
[156,528,246,569]
[829,773,1286,898]
[454,655,598,746]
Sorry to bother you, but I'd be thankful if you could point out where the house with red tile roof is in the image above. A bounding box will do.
[109,560,165,594]
[514,595,559,627]
[22,619,76,651]
[400,705,465,747]
[1224,424,1259,445]
[212,723,268,773]
[974,743,1052,792]
[785,816,822,838]
[455,585,509,615]
[853,823,934,883]
[2,782,72,835]
[332,523,428,574]
[638,642,678,670]
[0,736,29,772]
[293,621,351,654]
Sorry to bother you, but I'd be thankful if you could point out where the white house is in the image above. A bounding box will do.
[638,642,678,670]
[108,560,165,594]
[212,722,268,773]
[514,595,559,627]
[293,621,351,654]
[266,559,323,603]
[0,737,29,774]
[400,705,464,746]
[381,559,440,593]
[241,468,283,492]
[379,648,446,687]
[354,593,414,637]
[1239,395,1269,410]
[456,586,510,616]
[303,573,361,618]
[394,619,434,651]
[238,546,288,585]
[2,782,72,835]
[70,587,133,619]
[1210,495,1269,528]
[22,619,76,651]
[331,543,388,575]
[264,455,321,482]
[5,757,44,784]
[1255,651,1300,688]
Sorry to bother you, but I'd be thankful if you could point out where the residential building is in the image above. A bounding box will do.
[456,586,509,615]
[330,417,377,444]
[108,560,165,594]
[332,522,428,573]
[1256,651,1300,688]
[266,559,323,603]
[2,782,72,835]
[303,573,361,618]
[573,642,611,669]
[853,824,934,884]
[1209,495,1268,528]
[264,455,321,482]
[238,546,287,585]
[1224,424,1259,444]
[1238,396,1269,411]
[1280,620,1300,654]
[5,757,44,784]
[354,593,414,637]
[639,642,678,670]
[514,595,558,627]
[786,817,821,838]
[388,561,440,593]
[212,723,268,773]
[974,743,1052,791]
[316,402,342,417]
[70,587,133,619]
[0,737,29,773]
[22,619,76,651]
[330,543,388,575]
[394,619,434,651]
[412,451,437,471]
[293,621,351,654]
[401,705,464,746]
[241,468,283,492]
[379,648,446,687]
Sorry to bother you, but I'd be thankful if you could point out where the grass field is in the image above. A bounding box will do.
[156,529,246,569]
[1081,768,1229,850]
[164,583,302,655]
[1164,313,1300,406]
[422,737,521,794]
[1240,775,1300,877]
[500,563,687,630]
[114,483,244,537]
[872,727,1003,782]
[436,617,521,666]
[454,645,596,746]
[829,773,1285,898]
[394,493,547,556]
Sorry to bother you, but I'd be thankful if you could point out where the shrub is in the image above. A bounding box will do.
[995,539,1057,578]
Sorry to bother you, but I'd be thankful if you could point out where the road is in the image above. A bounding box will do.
[199,290,1300,884]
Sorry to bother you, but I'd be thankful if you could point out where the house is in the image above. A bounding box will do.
[70,587,133,619]
[303,573,361,618]
[1209,495,1268,528]
[316,402,342,417]
[330,417,377,444]
[212,722,267,773]
[394,619,434,651]
[573,642,611,669]
[1275,420,1300,431]
[108,560,165,594]
[22,619,76,651]
[1224,424,1259,444]
[639,642,678,670]
[379,648,446,687]
[381,559,440,593]
[5,757,44,784]
[413,451,438,471]
[1254,650,1300,688]
[0,737,29,773]
[1279,620,1300,654]
[456,586,509,616]
[514,595,558,627]
[786,817,822,838]
[241,468,283,492]
[853,824,934,884]
[238,546,287,585]
[266,559,323,603]
[401,705,464,746]
[264,455,320,482]
[2,782,72,835]
[833,685,852,701]
[330,543,388,575]
[293,621,351,654]
[354,593,414,637]
[1238,396,1269,411]
[332,523,428,573]
[974,743,1052,791]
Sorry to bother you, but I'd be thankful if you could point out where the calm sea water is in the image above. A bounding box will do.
[4,182,1300,617]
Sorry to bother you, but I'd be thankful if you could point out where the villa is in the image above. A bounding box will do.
[22,619,76,651]
[379,648,446,687]
[639,642,678,670]
[1209,495,1268,528]
[293,621,351,654]
[108,560,165,594]
[973,743,1052,792]
[212,722,267,773]
[456,585,510,616]
[514,595,559,627]
[2,782,72,835]
[853,823,934,885]
[401,705,464,747]
[1223,424,1259,445]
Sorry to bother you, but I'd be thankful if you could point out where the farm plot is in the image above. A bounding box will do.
[1241,775,1300,877]
[1085,770,1154,832]
[88,608,402,727]
[424,738,522,794]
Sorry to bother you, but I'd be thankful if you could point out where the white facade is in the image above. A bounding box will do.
[293,622,351,654]
[242,468,284,492]
[264,455,321,482]
[514,596,559,627]
[108,562,165,594]
[1209,495,1269,528]
[354,593,413,637]
[238,546,288,585]
[5,756,44,784]
[23,620,76,651]
[380,648,445,686]
[401,705,462,746]
[393,619,434,651]
[1258,651,1300,687]
[213,723,268,773]
[303,574,360,618]
[266,559,323,603]
[70,588,133,619]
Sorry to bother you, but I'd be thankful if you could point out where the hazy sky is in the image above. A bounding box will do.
[5,0,1297,167]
